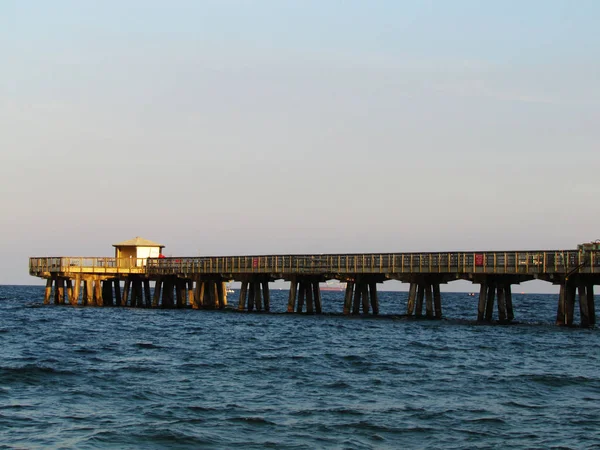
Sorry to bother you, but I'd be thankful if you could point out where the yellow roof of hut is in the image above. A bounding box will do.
[112,237,165,248]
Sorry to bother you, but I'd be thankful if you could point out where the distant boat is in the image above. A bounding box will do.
[226,283,235,294]
[320,280,346,292]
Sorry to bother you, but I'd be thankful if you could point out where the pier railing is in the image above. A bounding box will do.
[29,257,149,275]
[146,250,600,276]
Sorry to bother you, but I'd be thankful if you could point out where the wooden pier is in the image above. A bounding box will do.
[29,240,599,327]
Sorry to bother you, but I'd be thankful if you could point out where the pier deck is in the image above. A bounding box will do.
[29,247,600,327]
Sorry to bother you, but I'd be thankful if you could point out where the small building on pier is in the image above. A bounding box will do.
[113,237,165,267]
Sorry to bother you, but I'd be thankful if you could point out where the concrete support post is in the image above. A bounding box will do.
[497,285,507,322]
[556,284,566,325]
[121,278,131,306]
[578,283,590,327]
[85,279,93,306]
[114,279,121,307]
[102,280,113,306]
[485,284,495,322]
[407,283,417,315]
[565,282,576,326]
[361,282,370,314]
[343,281,354,315]
[505,283,514,321]
[352,281,362,315]
[306,281,314,314]
[478,281,487,321]
[425,283,433,318]
[287,278,297,313]
[152,278,162,308]
[297,282,305,313]
[94,279,102,306]
[44,278,53,305]
[144,279,152,307]
[588,284,596,326]
[239,280,248,311]
[56,278,66,305]
[415,284,424,317]
[217,281,225,309]
[262,281,270,312]
[433,283,442,319]
[66,279,74,305]
[312,281,322,314]
[247,282,255,312]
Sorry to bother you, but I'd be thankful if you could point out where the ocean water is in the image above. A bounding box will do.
[1,285,599,449]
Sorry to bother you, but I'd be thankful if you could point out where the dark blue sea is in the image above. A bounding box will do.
[1,285,599,449]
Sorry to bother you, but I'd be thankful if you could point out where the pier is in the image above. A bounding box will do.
[29,238,599,327]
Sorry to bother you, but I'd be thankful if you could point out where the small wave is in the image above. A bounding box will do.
[466,417,506,424]
[73,347,97,354]
[0,404,34,410]
[330,407,364,416]
[187,405,218,412]
[503,400,544,409]
[134,342,162,349]
[521,374,597,387]
[227,416,276,425]
[324,381,350,389]
[0,365,76,383]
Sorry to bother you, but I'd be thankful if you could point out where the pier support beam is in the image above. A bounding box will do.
[262,281,270,312]
[121,278,131,307]
[425,283,434,318]
[415,284,424,317]
[194,279,205,309]
[102,279,113,306]
[239,280,249,311]
[341,277,379,315]
[406,283,417,316]
[84,279,93,306]
[352,280,361,314]
[313,281,322,314]
[247,282,255,311]
[162,277,174,308]
[406,278,442,319]
[144,279,152,307]
[497,285,507,322]
[94,279,102,306]
[433,283,442,319]
[66,279,74,306]
[55,278,65,305]
[287,277,298,313]
[588,284,596,326]
[578,284,590,327]
[114,279,121,307]
[477,281,487,321]
[152,277,162,307]
[288,278,323,314]
[485,284,495,322]
[296,282,305,313]
[556,284,566,325]
[44,279,53,305]
[477,276,515,323]
[556,277,596,327]
[343,281,354,315]
[505,283,514,321]
[306,281,314,314]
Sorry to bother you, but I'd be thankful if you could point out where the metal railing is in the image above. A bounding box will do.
[29,250,600,277]
[29,257,149,274]
[145,250,600,276]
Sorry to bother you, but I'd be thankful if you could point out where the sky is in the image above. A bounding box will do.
[1,0,599,291]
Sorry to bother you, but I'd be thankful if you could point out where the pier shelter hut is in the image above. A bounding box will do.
[113,237,165,268]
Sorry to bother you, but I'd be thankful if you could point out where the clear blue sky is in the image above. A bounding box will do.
[1,1,599,291]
